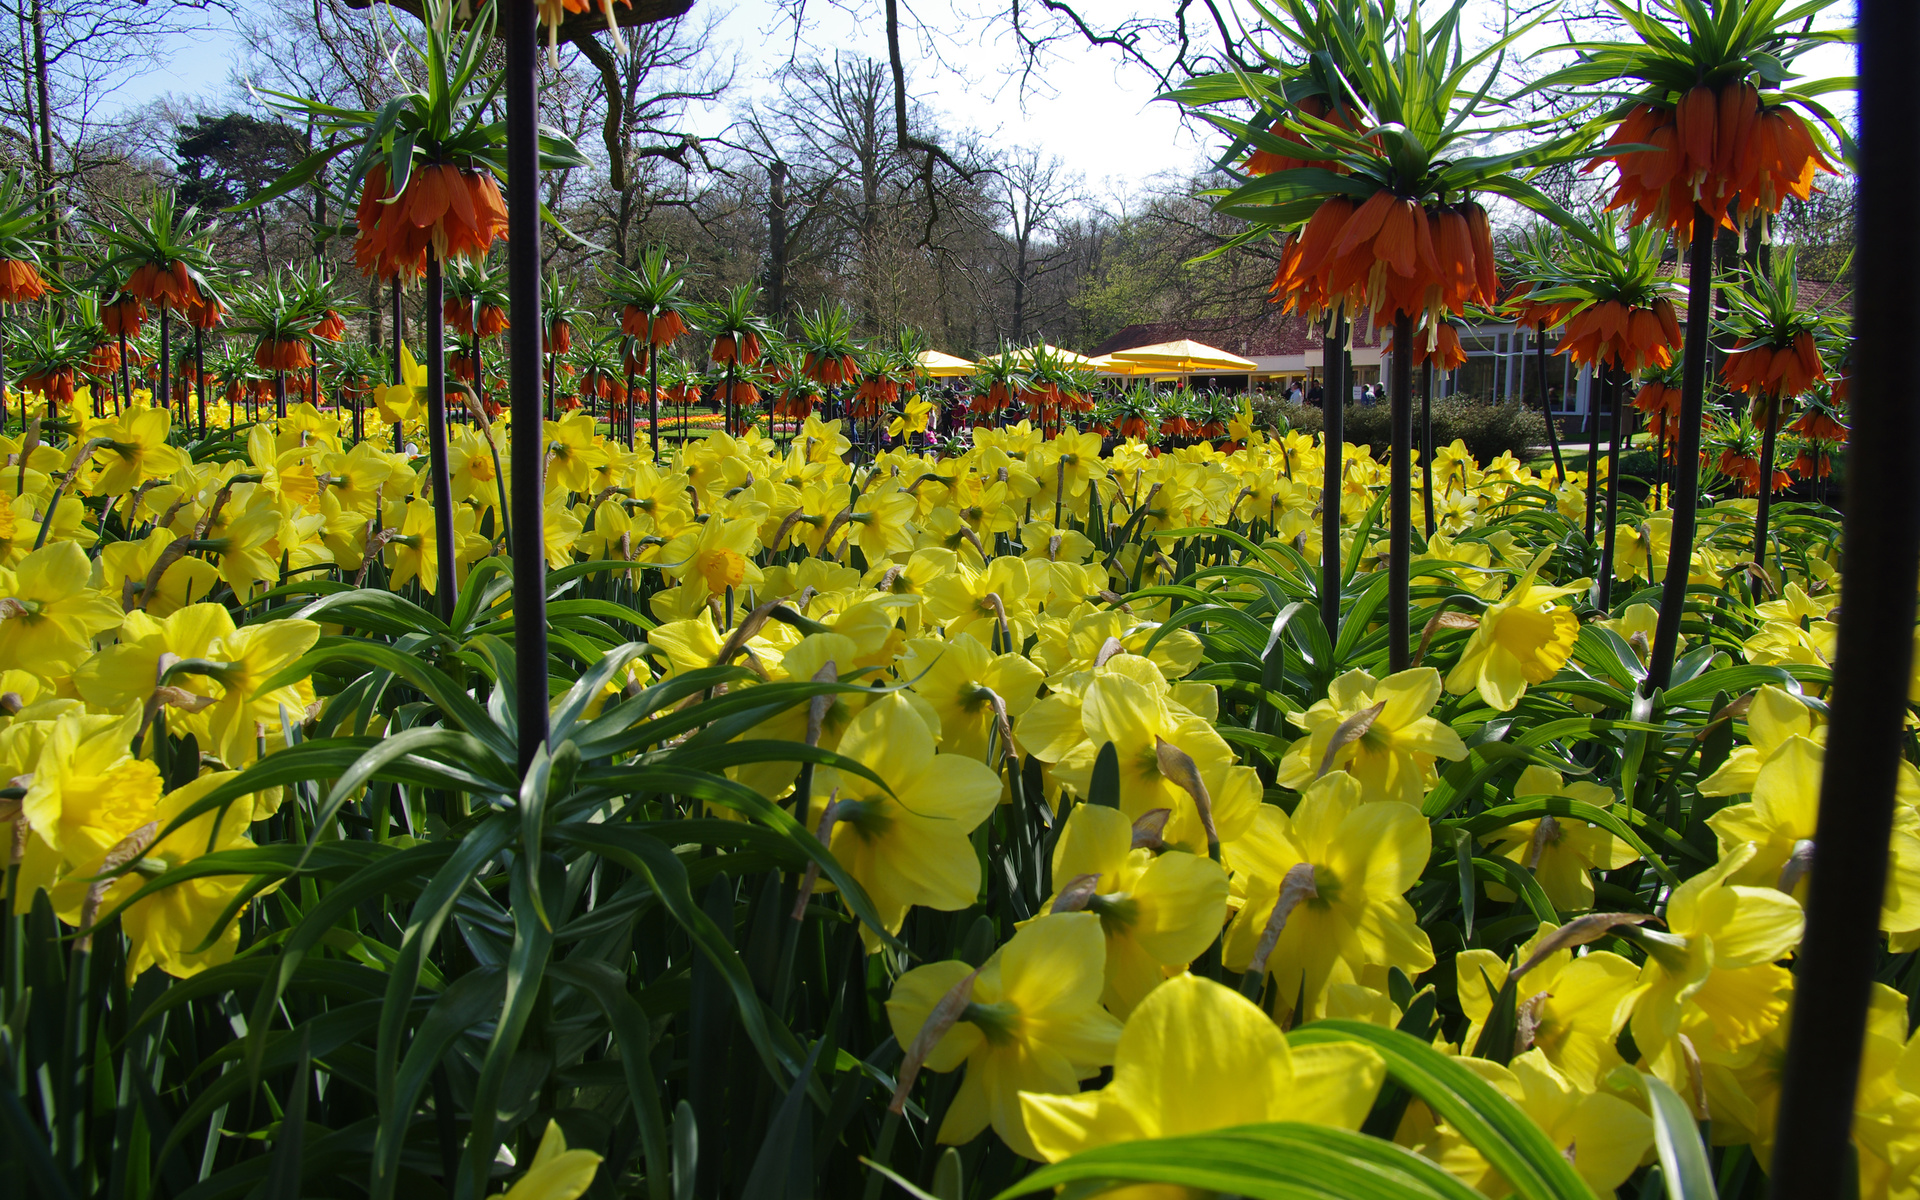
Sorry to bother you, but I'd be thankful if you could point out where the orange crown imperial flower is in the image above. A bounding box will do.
[353,162,508,281]
[0,259,48,304]
[1592,84,1837,239]
[124,260,200,310]
[255,339,314,371]
[1269,193,1498,326]
[1555,298,1682,373]
[1386,323,1468,371]
[1721,330,1823,400]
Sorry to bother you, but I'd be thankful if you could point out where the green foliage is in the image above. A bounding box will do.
[1260,395,1550,464]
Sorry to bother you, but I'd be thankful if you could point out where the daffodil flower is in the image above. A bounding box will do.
[494,1120,602,1200]
[1039,804,1229,1015]
[1223,772,1434,1021]
[1020,973,1385,1164]
[819,693,1002,946]
[1479,765,1638,911]
[886,912,1123,1158]
[1430,1050,1651,1195]
[1455,921,1640,1089]
[1444,549,1582,711]
[1276,667,1467,806]
[0,540,126,678]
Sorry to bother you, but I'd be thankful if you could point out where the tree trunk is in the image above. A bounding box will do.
[766,160,789,323]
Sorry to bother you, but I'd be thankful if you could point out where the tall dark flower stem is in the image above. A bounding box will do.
[1320,312,1346,641]
[647,342,661,460]
[423,254,457,620]
[157,303,170,410]
[623,359,636,446]
[1597,366,1625,610]
[194,325,206,435]
[1421,358,1435,538]
[1388,311,1414,671]
[391,280,404,452]
[1536,327,1564,481]
[1645,208,1716,693]
[1753,392,1780,573]
[504,0,550,773]
[275,370,287,420]
[117,330,129,417]
[1771,0,1920,1189]
[1583,367,1603,544]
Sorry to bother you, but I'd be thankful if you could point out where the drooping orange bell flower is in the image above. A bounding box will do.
[185,293,225,331]
[802,351,859,387]
[0,259,47,303]
[476,304,509,337]
[103,296,146,338]
[353,161,508,280]
[255,339,314,371]
[1634,379,1685,444]
[1244,96,1350,176]
[1792,447,1831,479]
[712,332,762,365]
[123,260,200,311]
[1721,330,1823,400]
[1593,83,1836,238]
[548,319,573,355]
[1555,298,1683,373]
[618,307,687,347]
[312,309,346,342]
[1386,322,1468,371]
[1786,407,1846,443]
[1269,193,1498,325]
[19,366,75,407]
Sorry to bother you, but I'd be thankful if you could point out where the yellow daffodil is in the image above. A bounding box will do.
[900,633,1044,762]
[1021,973,1385,1172]
[1276,667,1467,806]
[0,540,126,679]
[1223,772,1434,1021]
[1479,765,1638,911]
[1431,1050,1651,1196]
[886,912,1123,1158]
[1039,803,1229,1015]
[819,693,1002,945]
[495,1120,602,1200]
[1455,922,1639,1089]
[1445,549,1582,711]
[1627,842,1803,1073]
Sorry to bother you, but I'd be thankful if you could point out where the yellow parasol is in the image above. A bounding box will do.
[1107,339,1259,372]
[994,344,1098,367]
[915,349,977,378]
[1086,354,1165,376]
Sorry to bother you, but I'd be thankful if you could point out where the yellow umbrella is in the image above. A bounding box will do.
[916,349,977,378]
[998,344,1097,367]
[1108,339,1259,372]
[1086,354,1163,376]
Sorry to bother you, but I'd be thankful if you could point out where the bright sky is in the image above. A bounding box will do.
[111,1,1226,191]
[106,0,1855,195]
